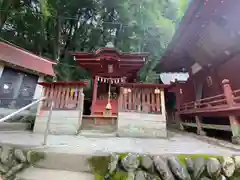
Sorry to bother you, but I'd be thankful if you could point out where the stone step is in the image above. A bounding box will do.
[80,124,116,133]
[16,167,94,180]
[33,150,108,173]
[0,122,30,131]
[79,130,116,137]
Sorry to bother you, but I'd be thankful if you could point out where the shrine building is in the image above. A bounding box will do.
[70,43,168,137]
[154,0,240,144]
[0,42,55,117]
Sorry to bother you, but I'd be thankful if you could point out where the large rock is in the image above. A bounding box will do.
[221,157,235,178]
[220,175,227,180]
[167,156,191,180]
[135,170,147,180]
[112,171,128,180]
[233,156,240,170]
[127,172,135,180]
[193,158,206,180]
[14,149,27,163]
[135,170,162,180]
[0,147,45,180]
[141,155,154,172]
[199,177,211,180]
[121,153,139,180]
[153,156,175,180]
[206,158,221,178]
[0,163,6,174]
[4,163,24,179]
[121,153,139,172]
[108,153,119,174]
[0,146,13,165]
[185,158,194,175]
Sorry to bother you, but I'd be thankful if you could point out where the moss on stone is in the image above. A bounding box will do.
[119,153,142,162]
[177,154,221,166]
[25,150,45,165]
[119,153,128,160]
[230,171,240,180]
[112,171,128,180]
[88,156,110,176]
[90,154,240,180]
[94,174,104,180]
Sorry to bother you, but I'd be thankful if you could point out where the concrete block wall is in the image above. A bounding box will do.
[34,110,81,135]
[117,112,167,138]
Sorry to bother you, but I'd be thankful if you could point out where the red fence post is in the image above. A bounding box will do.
[91,76,98,114]
[222,79,240,144]
[222,79,234,106]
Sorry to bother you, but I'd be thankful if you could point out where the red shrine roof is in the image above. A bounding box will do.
[0,42,55,76]
[71,47,149,77]
[155,0,240,73]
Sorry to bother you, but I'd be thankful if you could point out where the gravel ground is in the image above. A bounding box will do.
[0,131,239,155]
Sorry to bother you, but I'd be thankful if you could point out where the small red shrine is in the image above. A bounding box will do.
[71,43,149,116]
[71,44,167,138]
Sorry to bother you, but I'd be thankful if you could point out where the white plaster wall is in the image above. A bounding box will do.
[33,75,44,99]
[117,112,167,138]
[0,63,4,78]
[34,110,81,135]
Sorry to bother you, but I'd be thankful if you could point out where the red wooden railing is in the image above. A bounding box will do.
[118,87,162,114]
[233,89,240,104]
[41,85,84,110]
[179,79,240,113]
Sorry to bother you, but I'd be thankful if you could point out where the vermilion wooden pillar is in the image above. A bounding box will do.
[174,80,181,112]
[222,79,240,144]
[91,76,98,114]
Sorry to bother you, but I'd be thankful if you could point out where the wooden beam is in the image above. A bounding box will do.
[182,122,231,131]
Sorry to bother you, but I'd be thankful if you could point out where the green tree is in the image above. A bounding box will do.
[0,0,189,84]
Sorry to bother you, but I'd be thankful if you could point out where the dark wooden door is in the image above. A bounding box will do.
[16,73,38,107]
[0,68,20,108]
[0,67,38,108]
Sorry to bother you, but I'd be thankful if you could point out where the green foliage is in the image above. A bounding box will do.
[0,0,189,86]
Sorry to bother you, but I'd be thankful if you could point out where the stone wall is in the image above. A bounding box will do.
[0,145,44,180]
[117,112,167,138]
[34,110,82,135]
[89,153,240,180]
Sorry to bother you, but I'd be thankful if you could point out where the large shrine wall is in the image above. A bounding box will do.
[217,54,240,91]
[177,54,240,104]
[178,79,195,103]
[198,54,240,98]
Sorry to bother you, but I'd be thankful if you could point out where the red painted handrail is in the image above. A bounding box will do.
[179,80,240,113]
